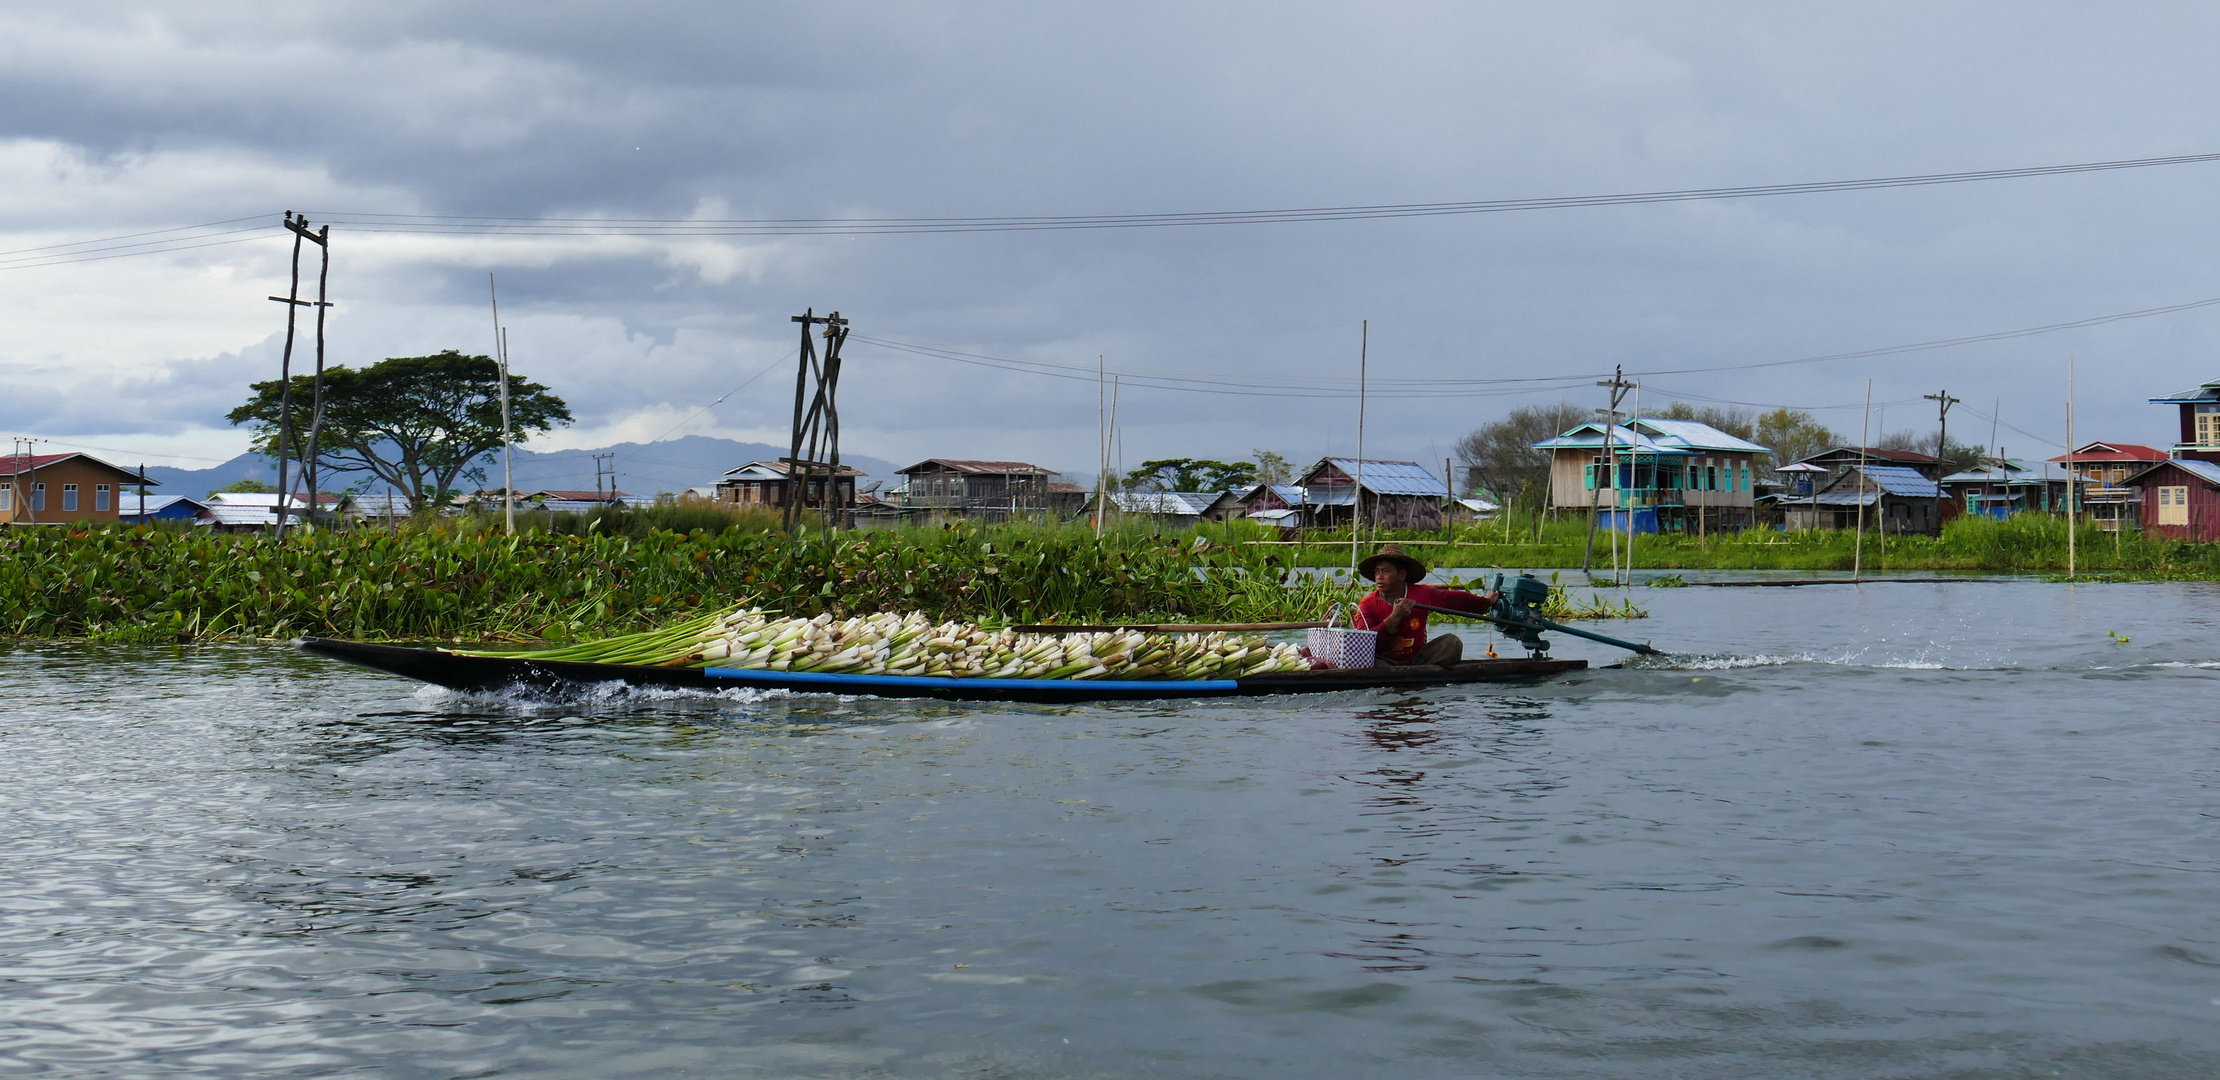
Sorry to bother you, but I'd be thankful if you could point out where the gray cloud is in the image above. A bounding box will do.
[6,2,2220,469]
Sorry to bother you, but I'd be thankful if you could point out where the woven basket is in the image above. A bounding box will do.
[1306,626,1377,669]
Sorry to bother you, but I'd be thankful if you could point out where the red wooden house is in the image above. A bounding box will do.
[2126,459,2220,542]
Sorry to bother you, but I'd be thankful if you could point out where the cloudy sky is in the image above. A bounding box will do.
[6,2,2219,484]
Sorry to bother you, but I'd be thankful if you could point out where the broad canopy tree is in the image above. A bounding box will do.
[1123,457,1258,493]
[228,350,571,513]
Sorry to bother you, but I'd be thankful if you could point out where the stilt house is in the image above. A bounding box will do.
[1299,459,1449,530]
[2128,459,2220,542]
[1533,418,1770,533]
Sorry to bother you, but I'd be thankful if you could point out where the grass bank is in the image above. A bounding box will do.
[1275,513,2219,578]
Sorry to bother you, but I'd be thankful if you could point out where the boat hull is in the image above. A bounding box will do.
[295,638,1587,704]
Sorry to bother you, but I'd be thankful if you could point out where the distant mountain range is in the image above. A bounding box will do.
[139,436,902,500]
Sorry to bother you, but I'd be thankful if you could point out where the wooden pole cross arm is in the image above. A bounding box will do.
[267,296,335,306]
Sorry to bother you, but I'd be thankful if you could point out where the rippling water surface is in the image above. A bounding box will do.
[4,581,2218,1078]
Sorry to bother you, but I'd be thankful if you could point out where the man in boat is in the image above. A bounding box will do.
[1355,543,1499,666]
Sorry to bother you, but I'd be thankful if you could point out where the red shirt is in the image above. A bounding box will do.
[1356,583,1494,663]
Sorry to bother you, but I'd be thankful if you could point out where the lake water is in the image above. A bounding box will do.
[3,581,2217,1078]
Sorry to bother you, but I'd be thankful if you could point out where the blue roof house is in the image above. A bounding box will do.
[1532,417,1772,533]
[1779,462,1946,534]
[1299,458,1450,530]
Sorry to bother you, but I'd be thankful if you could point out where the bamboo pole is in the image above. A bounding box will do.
[1854,379,1872,581]
[1352,320,1367,573]
[2066,358,2077,579]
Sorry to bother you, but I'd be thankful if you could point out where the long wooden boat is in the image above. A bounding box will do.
[297,637,1587,704]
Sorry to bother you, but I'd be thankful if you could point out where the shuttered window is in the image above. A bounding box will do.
[2158,485,2190,526]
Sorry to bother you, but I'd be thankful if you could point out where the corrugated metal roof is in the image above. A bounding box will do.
[115,495,205,517]
[898,459,1054,475]
[0,452,152,480]
[2149,382,2220,404]
[1306,487,1356,506]
[2131,459,2220,486]
[1847,464,1941,498]
[1530,424,1681,455]
[1104,491,1222,515]
[1629,418,1772,454]
[2046,443,2169,463]
[1941,460,2069,485]
[719,460,864,479]
[1317,458,1449,497]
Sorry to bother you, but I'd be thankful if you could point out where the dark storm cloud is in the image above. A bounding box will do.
[7,1,2220,466]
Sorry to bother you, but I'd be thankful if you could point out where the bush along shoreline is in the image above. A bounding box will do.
[1,521,1374,644]
[30,509,2195,646]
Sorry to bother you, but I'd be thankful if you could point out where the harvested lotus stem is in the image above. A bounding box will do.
[454,606,1309,680]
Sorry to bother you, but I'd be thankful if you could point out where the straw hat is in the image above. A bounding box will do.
[1356,543,1427,582]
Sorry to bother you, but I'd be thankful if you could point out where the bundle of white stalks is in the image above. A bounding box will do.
[479,607,1309,680]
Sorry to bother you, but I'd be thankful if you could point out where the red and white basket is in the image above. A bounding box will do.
[1306,605,1377,669]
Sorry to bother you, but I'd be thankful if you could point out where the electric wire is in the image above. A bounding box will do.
[300,152,2220,237]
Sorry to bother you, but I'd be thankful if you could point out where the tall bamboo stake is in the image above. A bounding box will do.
[2066,358,2077,579]
[1854,379,1872,581]
[1094,355,1107,538]
[1352,320,1367,573]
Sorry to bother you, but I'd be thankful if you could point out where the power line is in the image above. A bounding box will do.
[856,283,2220,401]
[300,151,2220,237]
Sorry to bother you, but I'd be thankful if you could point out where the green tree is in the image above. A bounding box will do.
[1455,402,1589,507]
[1878,428,1986,474]
[216,478,277,496]
[1251,450,1295,486]
[1753,408,1844,466]
[228,350,571,513]
[1125,457,1258,492]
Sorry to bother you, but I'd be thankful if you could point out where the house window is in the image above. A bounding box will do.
[96,484,111,511]
[1706,465,1718,491]
[32,483,45,511]
[2157,485,2190,526]
[2198,404,2220,446]
[0,485,10,511]
[61,484,77,511]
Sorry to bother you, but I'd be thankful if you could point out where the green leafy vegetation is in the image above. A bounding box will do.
[0,518,1418,643]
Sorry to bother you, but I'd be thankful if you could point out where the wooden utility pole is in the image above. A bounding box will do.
[490,274,514,535]
[1924,388,1960,532]
[267,212,331,538]
[1581,366,1634,578]
[783,309,850,532]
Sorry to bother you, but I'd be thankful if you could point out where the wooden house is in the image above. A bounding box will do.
[1299,459,1449,530]
[1791,446,1946,480]
[1778,464,1945,534]
[1939,460,2071,520]
[1533,418,1770,533]
[2150,381,2220,464]
[1,452,152,525]
[714,460,860,511]
[2048,442,2167,530]
[2127,459,2220,542]
[897,459,1057,522]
